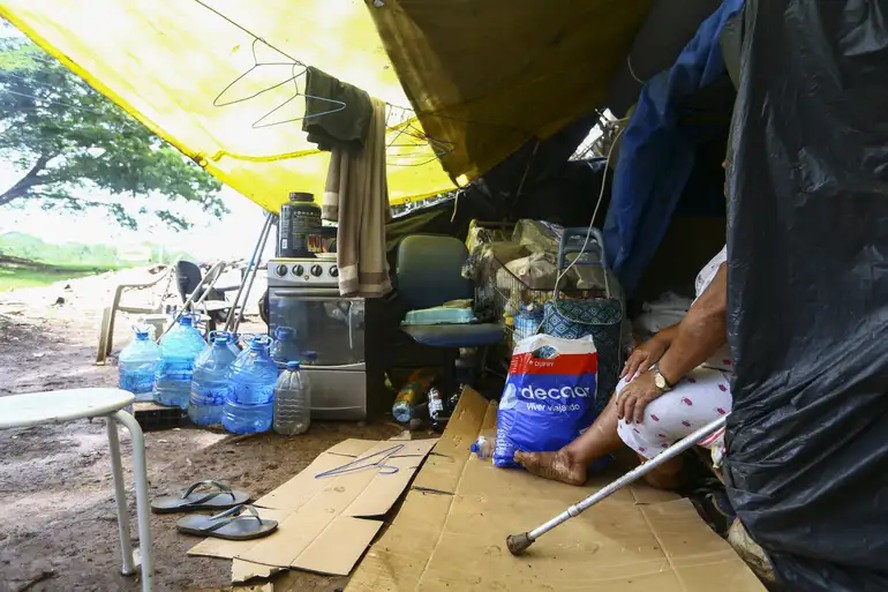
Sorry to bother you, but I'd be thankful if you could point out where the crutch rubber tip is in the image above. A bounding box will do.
[507,532,533,556]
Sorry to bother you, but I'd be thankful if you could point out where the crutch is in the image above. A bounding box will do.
[506,414,728,556]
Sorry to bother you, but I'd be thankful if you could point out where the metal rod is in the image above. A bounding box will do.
[232,214,274,333]
[225,212,275,331]
[507,415,728,556]
[106,417,136,576]
[112,410,154,591]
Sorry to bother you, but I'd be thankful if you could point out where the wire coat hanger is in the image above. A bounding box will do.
[251,64,346,130]
[213,38,307,108]
[195,0,462,164]
[385,104,455,166]
[214,39,346,129]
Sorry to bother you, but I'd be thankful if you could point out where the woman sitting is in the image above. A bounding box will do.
[515,246,731,491]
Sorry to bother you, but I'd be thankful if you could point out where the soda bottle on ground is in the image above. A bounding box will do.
[392,369,436,423]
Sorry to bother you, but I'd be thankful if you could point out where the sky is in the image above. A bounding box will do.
[0,160,273,261]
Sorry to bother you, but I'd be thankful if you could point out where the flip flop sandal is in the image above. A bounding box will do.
[151,480,251,514]
[176,504,278,541]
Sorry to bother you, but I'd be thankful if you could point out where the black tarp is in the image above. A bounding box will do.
[725,1,888,590]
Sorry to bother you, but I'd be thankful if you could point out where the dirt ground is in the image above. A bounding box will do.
[0,271,401,592]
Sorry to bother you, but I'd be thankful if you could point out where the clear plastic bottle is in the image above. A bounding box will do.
[270,326,296,364]
[471,435,495,460]
[513,303,543,343]
[188,331,238,426]
[391,369,435,423]
[119,327,161,402]
[153,314,206,408]
[222,335,278,434]
[273,361,311,435]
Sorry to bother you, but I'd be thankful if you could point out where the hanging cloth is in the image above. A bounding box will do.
[326,98,392,297]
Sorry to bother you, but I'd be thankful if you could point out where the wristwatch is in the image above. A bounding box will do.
[651,364,673,392]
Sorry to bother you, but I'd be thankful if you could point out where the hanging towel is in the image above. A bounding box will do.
[302,67,373,153]
[326,98,392,297]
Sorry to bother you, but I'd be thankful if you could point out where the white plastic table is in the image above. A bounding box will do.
[0,388,153,591]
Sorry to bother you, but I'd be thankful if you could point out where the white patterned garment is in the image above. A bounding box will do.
[617,245,731,460]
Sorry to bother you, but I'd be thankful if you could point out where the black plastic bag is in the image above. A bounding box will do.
[725,1,888,590]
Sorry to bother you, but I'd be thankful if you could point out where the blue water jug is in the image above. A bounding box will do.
[270,326,298,364]
[153,313,206,409]
[188,331,238,426]
[119,327,161,402]
[223,335,277,434]
[215,330,242,357]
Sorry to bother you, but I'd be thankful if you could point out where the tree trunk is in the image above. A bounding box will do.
[0,153,52,207]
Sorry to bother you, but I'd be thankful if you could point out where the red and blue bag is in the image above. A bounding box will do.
[494,334,603,468]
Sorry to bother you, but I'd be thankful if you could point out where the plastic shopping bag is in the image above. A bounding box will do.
[494,334,601,468]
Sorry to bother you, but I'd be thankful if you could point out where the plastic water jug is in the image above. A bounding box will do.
[188,331,238,426]
[223,335,277,434]
[152,313,206,408]
[212,330,242,357]
[119,327,161,402]
[273,361,311,435]
[270,326,298,364]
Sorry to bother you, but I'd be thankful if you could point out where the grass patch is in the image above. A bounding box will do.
[0,259,120,291]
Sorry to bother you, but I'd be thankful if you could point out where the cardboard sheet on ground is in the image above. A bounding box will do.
[188,437,437,578]
[346,388,766,591]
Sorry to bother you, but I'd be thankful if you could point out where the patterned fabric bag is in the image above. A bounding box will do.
[543,297,624,410]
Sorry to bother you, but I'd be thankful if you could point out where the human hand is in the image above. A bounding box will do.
[616,370,665,424]
[621,337,668,380]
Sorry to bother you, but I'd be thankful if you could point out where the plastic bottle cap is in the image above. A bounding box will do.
[287,361,301,371]
[135,330,150,340]
[249,335,271,350]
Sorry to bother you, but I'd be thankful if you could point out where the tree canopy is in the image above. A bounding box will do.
[0,37,226,230]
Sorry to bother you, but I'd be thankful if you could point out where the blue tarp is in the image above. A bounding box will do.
[604,0,745,295]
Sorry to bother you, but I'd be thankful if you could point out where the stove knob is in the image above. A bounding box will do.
[310,264,323,277]
[292,264,304,277]
[329,265,339,278]
[275,264,288,277]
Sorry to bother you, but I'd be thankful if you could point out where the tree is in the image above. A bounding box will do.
[0,37,226,230]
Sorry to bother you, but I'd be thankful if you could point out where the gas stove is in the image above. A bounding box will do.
[267,257,339,288]
[264,255,366,421]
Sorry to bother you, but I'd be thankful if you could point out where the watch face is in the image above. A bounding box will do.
[655,374,667,389]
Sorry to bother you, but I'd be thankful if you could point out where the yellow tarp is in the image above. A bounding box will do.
[0,0,456,212]
[371,0,653,182]
[0,0,653,213]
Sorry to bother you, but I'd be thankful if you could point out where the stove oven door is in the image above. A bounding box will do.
[267,287,365,367]
[268,287,367,420]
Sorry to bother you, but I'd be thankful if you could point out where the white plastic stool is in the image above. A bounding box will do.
[0,388,153,591]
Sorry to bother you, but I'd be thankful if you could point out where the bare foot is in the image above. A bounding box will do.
[513,449,587,486]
